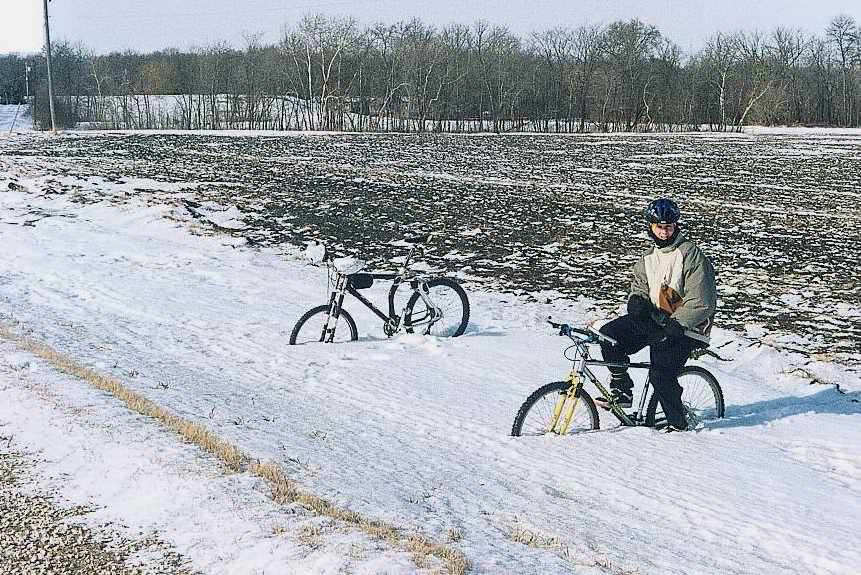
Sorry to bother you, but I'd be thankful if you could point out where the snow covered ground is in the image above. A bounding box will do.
[1,338,419,574]
[0,136,860,574]
[1,129,857,356]
[0,104,33,132]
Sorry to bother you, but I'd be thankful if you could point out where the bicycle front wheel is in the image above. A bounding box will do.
[404,277,470,337]
[511,381,600,437]
[289,305,358,344]
[645,365,725,429]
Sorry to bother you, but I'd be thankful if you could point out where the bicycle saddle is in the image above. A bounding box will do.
[333,257,367,274]
[404,233,435,244]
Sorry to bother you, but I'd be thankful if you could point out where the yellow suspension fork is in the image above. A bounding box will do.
[550,373,582,435]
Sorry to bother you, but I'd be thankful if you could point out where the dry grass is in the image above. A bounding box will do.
[508,525,564,550]
[0,325,471,574]
[0,327,247,471]
[783,364,840,389]
[507,521,644,575]
[297,523,325,549]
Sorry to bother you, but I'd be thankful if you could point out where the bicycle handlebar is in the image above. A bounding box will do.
[546,319,618,346]
[307,234,434,276]
[587,325,619,346]
[404,232,437,245]
[546,318,727,362]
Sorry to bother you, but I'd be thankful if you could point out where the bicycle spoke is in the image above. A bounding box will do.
[680,374,717,419]
[518,389,596,436]
[414,284,466,337]
[291,308,357,344]
[652,370,720,425]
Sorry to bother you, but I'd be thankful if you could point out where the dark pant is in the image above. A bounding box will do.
[599,314,697,429]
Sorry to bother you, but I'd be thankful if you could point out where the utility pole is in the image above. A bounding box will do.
[42,0,57,132]
[25,64,31,103]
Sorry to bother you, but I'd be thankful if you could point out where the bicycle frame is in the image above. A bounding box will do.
[549,336,655,432]
[328,273,438,324]
[530,320,725,436]
[318,250,445,341]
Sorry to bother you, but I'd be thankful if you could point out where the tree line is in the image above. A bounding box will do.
[1,14,859,131]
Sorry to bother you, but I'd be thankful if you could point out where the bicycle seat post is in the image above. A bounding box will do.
[401,241,422,278]
[402,245,414,274]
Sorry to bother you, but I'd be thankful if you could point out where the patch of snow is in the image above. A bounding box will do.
[0,138,858,574]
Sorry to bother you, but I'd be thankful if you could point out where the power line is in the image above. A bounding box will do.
[54,0,389,26]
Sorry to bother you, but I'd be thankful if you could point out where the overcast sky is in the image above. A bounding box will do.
[2,0,859,55]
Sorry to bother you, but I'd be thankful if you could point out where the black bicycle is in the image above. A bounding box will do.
[511,320,725,436]
[290,234,470,344]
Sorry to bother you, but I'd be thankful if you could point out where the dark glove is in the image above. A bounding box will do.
[627,294,651,319]
[647,309,684,342]
[645,309,672,344]
[663,319,685,339]
[650,307,671,328]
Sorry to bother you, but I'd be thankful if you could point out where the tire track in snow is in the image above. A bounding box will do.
[1,181,859,574]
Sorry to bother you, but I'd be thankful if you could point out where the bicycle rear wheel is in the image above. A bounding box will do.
[289,305,358,344]
[404,277,470,337]
[511,381,600,437]
[645,365,725,429]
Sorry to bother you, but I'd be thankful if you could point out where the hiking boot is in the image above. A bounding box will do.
[664,422,689,433]
[595,389,633,410]
[595,373,634,410]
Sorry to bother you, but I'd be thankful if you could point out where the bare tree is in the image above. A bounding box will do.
[571,24,605,132]
[436,24,472,131]
[728,32,775,131]
[765,28,809,124]
[398,19,446,131]
[281,14,359,130]
[601,19,662,131]
[826,15,858,125]
[473,22,524,132]
[10,12,861,132]
[700,32,741,130]
[531,27,573,131]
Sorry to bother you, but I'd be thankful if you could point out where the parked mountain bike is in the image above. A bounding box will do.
[290,234,470,344]
[511,320,725,436]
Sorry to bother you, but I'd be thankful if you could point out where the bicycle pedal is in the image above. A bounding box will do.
[595,398,633,411]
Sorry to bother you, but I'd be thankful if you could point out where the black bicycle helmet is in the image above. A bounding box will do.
[644,198,681,225]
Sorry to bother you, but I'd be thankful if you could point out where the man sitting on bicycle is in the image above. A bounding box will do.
[596,198,717,432]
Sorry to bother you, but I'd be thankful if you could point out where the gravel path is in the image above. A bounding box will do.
[0,440,194,575]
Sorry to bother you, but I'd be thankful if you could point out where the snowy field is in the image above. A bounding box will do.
[0,104,33,133]
[0,130,860,574]
[0,129,858,358]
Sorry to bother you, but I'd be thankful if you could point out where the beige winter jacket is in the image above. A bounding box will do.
[630,232,717,342]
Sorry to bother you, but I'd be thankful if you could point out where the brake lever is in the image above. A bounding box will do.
[587,325,618,346]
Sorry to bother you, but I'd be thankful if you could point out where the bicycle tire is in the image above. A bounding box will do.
[403,277,470,337]
[511,381,600,437]
[289,305,358,345]
[644,365,725,428]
